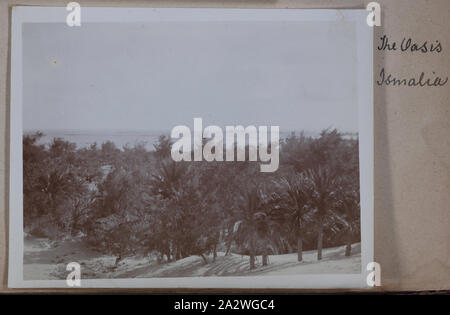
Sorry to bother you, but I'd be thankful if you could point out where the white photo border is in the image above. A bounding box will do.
[9,7,374,289]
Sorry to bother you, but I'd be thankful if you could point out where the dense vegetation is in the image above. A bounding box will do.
[23,129,360,269]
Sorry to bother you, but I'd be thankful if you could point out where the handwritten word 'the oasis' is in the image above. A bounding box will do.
[377,35,442,53]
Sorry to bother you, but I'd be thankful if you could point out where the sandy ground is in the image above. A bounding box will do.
[136,244,361,278]
[23,237,361,280]
[23,237,150,280]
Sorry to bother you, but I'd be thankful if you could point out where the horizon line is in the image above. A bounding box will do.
[23,128,359,134]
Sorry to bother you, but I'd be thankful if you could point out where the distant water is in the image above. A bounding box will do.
[28,130,165,151]
[25,130,358,151]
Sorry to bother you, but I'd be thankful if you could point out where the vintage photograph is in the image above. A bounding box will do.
[9,7,373,288]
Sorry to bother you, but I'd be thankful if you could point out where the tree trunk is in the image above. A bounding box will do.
[297,237,303,262]
[200,254,208,264]
[225,243,232,255]
[317,224,323,260]
[262,253,268,266]
[249,254,256,269]
[249,236,256,270]
[165,247,172,262]
[115,255,122,267]
[225,233,233,256]
[213,244,217,262]
[345,229,352,256]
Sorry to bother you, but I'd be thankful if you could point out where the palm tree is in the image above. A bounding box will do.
[233,186,263,269]
[232,185,285,269]
[147,159,188,261]
[339,188,360,256]
[254,201,284,266]
[280,173,314,262]
[151,159,187,199]
[307,167,339,260]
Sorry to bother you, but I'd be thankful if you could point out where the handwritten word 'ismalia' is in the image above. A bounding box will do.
[376,68,448,87]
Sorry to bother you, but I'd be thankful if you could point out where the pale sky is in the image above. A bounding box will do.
[23,21,358,132]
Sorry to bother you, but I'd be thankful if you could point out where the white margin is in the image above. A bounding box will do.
[9,7,374,289]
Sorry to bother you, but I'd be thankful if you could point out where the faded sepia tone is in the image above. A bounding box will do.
[0,0,449,292]
[12,9,367,285]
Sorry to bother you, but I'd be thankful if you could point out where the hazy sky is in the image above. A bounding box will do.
[23,21,358,132]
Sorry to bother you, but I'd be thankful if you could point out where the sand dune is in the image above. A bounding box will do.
[24,237,361,280]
